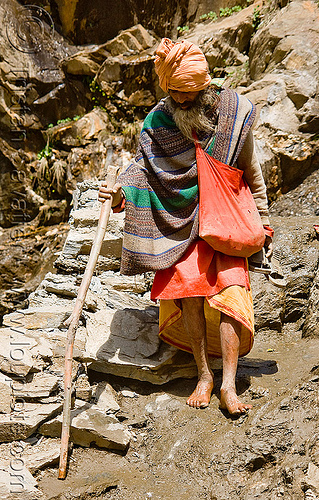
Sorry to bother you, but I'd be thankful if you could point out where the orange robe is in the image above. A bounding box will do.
[151,239,254,358]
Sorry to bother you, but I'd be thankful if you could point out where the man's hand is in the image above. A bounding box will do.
[264,235,273,259]
[98,182,123,207]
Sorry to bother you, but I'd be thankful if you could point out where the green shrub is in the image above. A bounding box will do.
[252,6,262,29]
[177,25,189,34]
[220,5,242,17]
[56,118,72,125]
[199,11,218,22]
[37,143,52,160]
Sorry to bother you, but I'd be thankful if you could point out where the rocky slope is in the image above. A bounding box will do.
[1,0,319,498]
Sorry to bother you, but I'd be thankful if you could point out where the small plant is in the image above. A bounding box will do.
[252,6,262,29]
[46,115,81,130]
[231,5,242,13]
[85,76,108,108]
[220,5,242,17]
[89,78,106,96]
[37,141,52,160]
[56,117,72,125]
[177,25,189,35]
[199,11,218,22]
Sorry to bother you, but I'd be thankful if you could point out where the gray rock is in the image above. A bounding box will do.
[251,272,284,332]
[58,227,123,262]
[93,381,120,413]
[12,372,59,400]
[0,402,62,442]
[303,270,319,338]
[0,373,13,414]
[83,306,200,384]
[0,463,42,499]
[39,400,130,450]
[252,216,319,333]
[285,74,317,110]
[249,2,319,81]
[3,308,72,331]
[75,374,92,402]
[36,327,86,360]
[298,98,319,134]
[184,4,256,68]
[304,463,319,495]
[0,328,37,377]
[22,437,61,474]
[55,180,124,273]
[144,394,182,417]
[99,270,150,294]
[259,93,300,134]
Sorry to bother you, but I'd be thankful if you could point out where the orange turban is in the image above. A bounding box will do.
[154,38,211,93]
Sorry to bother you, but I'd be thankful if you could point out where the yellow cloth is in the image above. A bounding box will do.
[154,38,211,93]
[159,285,254,358]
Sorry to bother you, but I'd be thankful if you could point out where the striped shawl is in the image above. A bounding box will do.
[117,88,256,275]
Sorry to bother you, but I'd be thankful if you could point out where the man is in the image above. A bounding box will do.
[98,38,273,415]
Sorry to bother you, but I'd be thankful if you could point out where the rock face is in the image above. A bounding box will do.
[50,0,248,44]
[251,216,319,335]
[1,4,319,496]
[184,1,319,202]
[0,0,85,153]
[243,1,319,198]
[185,4,256,68]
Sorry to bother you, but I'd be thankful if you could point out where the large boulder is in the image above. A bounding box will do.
[184,4,257,69]
[242,75,319,198]
[249,2,319,85]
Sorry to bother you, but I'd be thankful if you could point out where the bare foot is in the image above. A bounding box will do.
[186,377,214,409]
[219,387,252,415]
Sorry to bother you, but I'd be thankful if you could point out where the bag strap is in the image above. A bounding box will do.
[192,129,205,160]
[192,130,199,144]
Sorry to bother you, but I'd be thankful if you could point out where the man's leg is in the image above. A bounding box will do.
[181,297,214,408]
[219,313,252,415]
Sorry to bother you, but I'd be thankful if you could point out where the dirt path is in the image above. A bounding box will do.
[37,327,319,499]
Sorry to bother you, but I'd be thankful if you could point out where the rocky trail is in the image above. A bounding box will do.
[37,329,319,500]
[1,0,319,499]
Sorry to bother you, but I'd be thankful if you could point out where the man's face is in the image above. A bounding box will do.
[168,89,200,110]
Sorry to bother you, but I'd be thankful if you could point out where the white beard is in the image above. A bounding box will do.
[169,86,220,142]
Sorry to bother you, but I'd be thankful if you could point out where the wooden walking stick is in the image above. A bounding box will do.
[58,165,119,479]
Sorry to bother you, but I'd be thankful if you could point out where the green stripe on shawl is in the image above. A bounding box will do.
[142,109,176,131]
[207,135,216,156]
[123,182,198,212]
